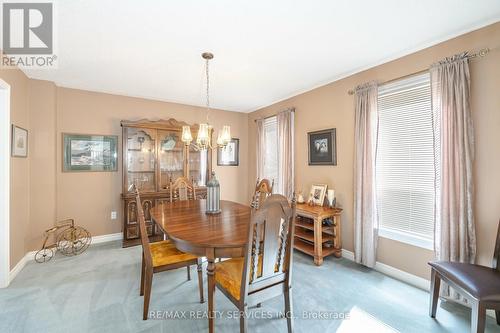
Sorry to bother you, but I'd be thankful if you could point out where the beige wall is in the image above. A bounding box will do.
[1,69,249,269]
[1,69,30,269]
[27,80,57,254]
[248,22,500,279]
[51,87,248,251]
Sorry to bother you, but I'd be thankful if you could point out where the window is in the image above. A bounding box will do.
[262,116,280,193]
[376,73,437,250]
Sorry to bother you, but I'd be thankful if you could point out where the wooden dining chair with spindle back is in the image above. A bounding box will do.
[214,194,296,332]
[169,176,198,277]
[133,186,204,320]
[250,178,274,209]
[170,176,197,202]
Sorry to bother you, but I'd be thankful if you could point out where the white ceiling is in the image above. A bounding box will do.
[23,0,500,112]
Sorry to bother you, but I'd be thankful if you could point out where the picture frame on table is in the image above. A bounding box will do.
[308,184,328,206]
[217,138,239,166]
[62,133,118,172]
[308,128,337,165]
[11,125,28,157]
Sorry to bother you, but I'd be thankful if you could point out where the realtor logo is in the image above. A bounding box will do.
[1,2,56,68]
[2,2,53,54]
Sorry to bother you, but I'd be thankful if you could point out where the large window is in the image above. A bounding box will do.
[376,73,437,249]
[262,116,279,192]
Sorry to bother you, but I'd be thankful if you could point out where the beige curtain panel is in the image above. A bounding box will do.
[354,82,379,268]
[277,109,295,200]
[431,53,476,300]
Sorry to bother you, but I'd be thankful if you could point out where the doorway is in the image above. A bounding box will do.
[0,79,10,288]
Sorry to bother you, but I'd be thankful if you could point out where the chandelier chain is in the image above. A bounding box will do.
[205,58,210,123]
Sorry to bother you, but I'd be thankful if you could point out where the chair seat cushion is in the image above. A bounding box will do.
[429,261,500,302]
[150,240,198,268]
[215,257,263,301]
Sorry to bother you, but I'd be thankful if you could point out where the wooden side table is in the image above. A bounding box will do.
[294,203,343,266]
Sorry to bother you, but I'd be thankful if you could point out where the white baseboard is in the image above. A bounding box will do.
[341,249,430,290]
[91,232,123,244]
[341,249,496,319]
[7,232,123,285]
[8,251,35,284]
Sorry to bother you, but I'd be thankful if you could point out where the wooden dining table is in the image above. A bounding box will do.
[150,199,251,333]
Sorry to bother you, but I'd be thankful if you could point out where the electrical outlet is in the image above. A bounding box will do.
[111,211,117,220]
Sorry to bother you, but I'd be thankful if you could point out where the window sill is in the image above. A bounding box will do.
[378,228,434,251]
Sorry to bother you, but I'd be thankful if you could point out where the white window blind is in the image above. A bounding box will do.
[263,116,279,193]
[376,73,436,249]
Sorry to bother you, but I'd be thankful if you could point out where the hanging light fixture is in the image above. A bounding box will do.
[182,52,231,150]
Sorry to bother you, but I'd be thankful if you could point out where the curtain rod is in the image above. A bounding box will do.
[347,47,491,95]
[253,108,295,122]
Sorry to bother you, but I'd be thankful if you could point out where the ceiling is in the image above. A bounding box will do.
[23,0,500,112]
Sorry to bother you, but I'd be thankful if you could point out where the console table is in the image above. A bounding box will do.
[294,203,343,265]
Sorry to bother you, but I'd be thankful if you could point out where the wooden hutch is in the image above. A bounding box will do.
[120,119,212,247]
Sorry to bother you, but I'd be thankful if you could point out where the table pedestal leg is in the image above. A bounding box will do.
[207,250,216,333]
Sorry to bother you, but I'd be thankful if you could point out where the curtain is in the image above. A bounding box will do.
[431,53,476,300]
[277,109,295,199]
[256,118,266,181]
[354,82,379,268]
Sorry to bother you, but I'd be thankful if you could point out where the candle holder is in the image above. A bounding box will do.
[327,189,336,208]
[206,171,221,214]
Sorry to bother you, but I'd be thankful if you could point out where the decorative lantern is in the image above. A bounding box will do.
[206,171,221,214]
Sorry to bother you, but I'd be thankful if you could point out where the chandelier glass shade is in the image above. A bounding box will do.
[181,53,231,150]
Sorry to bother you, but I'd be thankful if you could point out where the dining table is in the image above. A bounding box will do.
[150,199,251,333]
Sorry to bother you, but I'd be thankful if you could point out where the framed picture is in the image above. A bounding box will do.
[308,128,337,165]
[308,184,328,206]
[217,138,239,166]
[11,125,28,157]
[63,133,118,172]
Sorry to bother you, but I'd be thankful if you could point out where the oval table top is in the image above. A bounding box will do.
[150,199,251,249]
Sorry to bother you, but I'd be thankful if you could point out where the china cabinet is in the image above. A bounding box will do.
[121,119,212,247]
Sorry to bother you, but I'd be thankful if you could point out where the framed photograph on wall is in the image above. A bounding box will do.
[63,133,118,172]
[308,128,337,165]
[11,125,28,157]
[217,138,239,166]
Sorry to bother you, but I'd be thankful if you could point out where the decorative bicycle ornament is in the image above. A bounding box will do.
[35,219,92,263]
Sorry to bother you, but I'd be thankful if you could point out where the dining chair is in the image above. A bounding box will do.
[250,178,274,209]
[428,219,500,333]
[214,194,296,332]
[134,187,204,320]
[170,176,197,202]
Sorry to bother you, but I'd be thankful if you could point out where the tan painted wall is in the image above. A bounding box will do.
[48,87,249,251]
[248,22,500,279]
[0,69,30,269]
[27,80,57,254]
[1,70,249,268]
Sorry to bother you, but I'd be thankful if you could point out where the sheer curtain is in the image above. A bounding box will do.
[256,118,265,181]
[431,53,476,300]
[354,82,379,268]
[277,109,295,199]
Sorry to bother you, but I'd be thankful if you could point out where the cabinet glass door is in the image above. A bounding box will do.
[158,130,184,190]
[189,148,209,187]
[126,128,156,192]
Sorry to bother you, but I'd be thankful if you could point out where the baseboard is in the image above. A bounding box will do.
[341,249,430,290]
[8,251,35,284]
[7,232,123,285]
[341,249,496,319]
[91,232,123,244]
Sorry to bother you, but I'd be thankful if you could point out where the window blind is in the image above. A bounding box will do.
[263,116,279,192]
[376,73,436,246]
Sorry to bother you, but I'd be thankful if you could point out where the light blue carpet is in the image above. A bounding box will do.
[0,241,498,332]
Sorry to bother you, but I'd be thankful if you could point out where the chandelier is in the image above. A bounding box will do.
[181,52,231,150]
